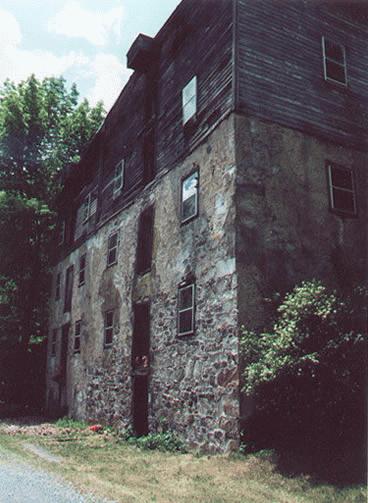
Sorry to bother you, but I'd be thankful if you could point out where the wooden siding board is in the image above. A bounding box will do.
[237,0,368,151]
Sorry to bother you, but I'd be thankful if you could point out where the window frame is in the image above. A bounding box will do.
[136,205,154,275]
[74,320,81,354]
[64,265,74,313]
[113,159,125,199]
[326,161,357,217]
[104,310,114,348]
[82,191,98,224]
[106,231,119,267]
[55,272,61,300]
[58,220,66,246]
[180,169,199,224]
[322,36,347,87]
[177,283,195,337]
[182,75,197,125]
[51,329,57,357]
[78,253,86,286]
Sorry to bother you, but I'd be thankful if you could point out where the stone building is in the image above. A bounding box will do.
[46,0,368,452]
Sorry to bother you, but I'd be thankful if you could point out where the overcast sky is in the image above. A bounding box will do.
[0,0,181,111]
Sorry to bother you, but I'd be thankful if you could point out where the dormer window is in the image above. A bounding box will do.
[182,76,197,124]
[322,37,347,86]
[113,160,124,198]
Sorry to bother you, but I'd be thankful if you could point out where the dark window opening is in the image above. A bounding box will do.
[178,283,195,336]
[55,272,61,300]
[136,206,154,275]
[79,254,86,286]
[104,310,114,347]
[322,37,347,86]
[107,232,119,267]
[132,303,150,370]
[181,170,199,223]
[64,266,74,313]
[327,162,357,216]
[74,320,81,353]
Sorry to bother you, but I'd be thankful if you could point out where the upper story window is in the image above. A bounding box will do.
[182,76,197,124]
[113,160,125,198]
[58,221,66,246]
[74,320,81,354]
[82,191,98,223]
[181,170,199,223]
[78,253,86,286]
[327,162,357,216]
[51,329,57,357]
[178,283,195,336]
[107,231,119,267]
[64,265,74,313]
[136,206,154,275]
[104,310,114,347]
[322,37,347,86]
[55,272,61,300]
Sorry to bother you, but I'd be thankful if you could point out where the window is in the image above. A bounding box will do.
[55,272,61,300]
[322,37,347,86]
[178,283,195,336]
[107,231,119,266]
[136,206,154,274]
[64,265,74,313]
[327,162,357,216]
[113,160,124,198]
[74,320,81,353]
[182,76,197,124]
[51,329,57,356]
[79,254,86,286]
[58,221,66,246]
[82,192,98,223]
[104,310,114,347]
[181,170,199,223]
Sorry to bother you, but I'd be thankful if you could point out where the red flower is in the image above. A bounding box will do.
[89,424,103,432]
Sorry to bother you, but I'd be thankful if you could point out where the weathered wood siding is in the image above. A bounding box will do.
[236,0,368,151]
[155,0,234,173]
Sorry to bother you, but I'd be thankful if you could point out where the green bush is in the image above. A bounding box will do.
[126,431,187,453]
[55,417,88,430]
[240,280,367,482]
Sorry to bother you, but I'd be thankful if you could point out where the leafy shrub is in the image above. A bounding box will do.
[240,280,367,482]
[55,417,88,430]
[126,431,187,453]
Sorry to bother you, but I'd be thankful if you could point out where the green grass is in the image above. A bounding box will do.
[54,417,89,429]
[0,423,365,503]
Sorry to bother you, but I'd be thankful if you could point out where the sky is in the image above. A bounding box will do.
[0,0,181,111]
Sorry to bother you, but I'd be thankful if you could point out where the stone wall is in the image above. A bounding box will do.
[46,115,240,452]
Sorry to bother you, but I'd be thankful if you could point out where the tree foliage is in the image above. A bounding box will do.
[0,75,104,408]
[241,280,367,483]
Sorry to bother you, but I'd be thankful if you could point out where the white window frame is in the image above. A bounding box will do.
[82,192,97,223]
[104,310,114,347]
[107,231,119,267]
[177,283,195,336]
[113,159,125,199]
[74,320,81,353]
[182,75,197,125]
[181,170,199,223]
[327,162,357,216]
[78,253,86,286]
[322,36,347,86]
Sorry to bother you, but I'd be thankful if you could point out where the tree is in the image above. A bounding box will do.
[240,280,367,483]
[0,75,105,409]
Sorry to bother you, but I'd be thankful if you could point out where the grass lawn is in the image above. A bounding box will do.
[0,420,365,503]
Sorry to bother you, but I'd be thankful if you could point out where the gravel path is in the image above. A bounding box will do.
[0,447,112,503]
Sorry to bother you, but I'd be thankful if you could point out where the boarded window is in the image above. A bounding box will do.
[74,320,81,353]
[104,310,114,347]
[55,272,61,300]
[327,162,357,216]
[51,329,57,356]
[107,231,119,267]
[181,170,199,223]
[136,206,154,274]
[79,254,86,286]
[182,76,197,124]
[178,283,195,336]
[113,160,125,198]
[64,265,74,313]
[322,37,347,86]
